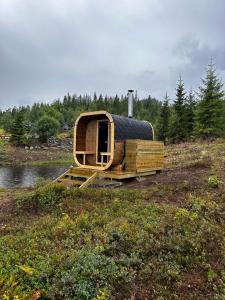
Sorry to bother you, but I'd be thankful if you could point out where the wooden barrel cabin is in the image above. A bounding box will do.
[73,110,164,173]
[55,90,164,187]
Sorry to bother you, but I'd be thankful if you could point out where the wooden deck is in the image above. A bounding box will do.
[55,166,159,188]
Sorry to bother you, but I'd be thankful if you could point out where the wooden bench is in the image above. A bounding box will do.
[74,151,95,165]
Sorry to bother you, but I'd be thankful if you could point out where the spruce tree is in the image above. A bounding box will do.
[157,93,170,142]
[170,76,187,142]
[93,92,97,102]
[10,112,26,146]
[195,60,225,138]
[185,89,196,138]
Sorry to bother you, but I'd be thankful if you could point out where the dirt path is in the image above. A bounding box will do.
[124,165,209,190]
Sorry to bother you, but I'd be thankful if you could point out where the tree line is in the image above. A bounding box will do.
[0,93,161,145]
[0,60,224,145]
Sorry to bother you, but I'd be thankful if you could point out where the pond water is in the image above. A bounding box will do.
[0,164,72,188]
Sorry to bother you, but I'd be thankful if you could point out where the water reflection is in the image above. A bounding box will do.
[0,164,71,188]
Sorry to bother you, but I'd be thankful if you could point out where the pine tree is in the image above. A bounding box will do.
[157,93,170,142]
[195,60,225,138]
[185,89,196,138]
[113,94,120,114]
[170,76,187,142]
[10,112,26,145]
[93,92,97,102]
[96,94,104,110]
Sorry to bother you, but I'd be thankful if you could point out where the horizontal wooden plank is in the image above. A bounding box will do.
[125,139,164,172]
[126,139,163,144]
[75,151,95,154]
[126,155,164,159]
[137,167,163,172]
[136,157,164,162]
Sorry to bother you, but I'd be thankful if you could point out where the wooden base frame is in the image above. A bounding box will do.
[54,166,160,189]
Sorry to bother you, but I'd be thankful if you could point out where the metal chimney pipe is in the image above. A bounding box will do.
[128,89,134,118]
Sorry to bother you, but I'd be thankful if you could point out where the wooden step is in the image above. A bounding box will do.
[70,168,95,175]
[65,172,91,179]
[57,179,84,187]
[54,166,158,188]
[79,172,98,189]
[92,179,122,188]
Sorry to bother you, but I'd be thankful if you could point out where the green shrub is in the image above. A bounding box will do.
[34,176,48,188]
[92,290,109,300]
[208,175,221,188]
[49,248,133,299]
[16,183,66,211]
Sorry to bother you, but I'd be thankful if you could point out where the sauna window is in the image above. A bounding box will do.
[97,121,109,164]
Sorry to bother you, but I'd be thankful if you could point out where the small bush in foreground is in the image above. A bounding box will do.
[16,183,66,211]
[208,175,221,188]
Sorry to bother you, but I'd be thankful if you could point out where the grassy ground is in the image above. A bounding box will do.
[0,143,73,166]
[0,140,224,299]
[0,141,9,165]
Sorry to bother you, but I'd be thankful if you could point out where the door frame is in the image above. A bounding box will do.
[96,119,109,164]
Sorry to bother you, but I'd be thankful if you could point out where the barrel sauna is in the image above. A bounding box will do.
[73,110,155,171]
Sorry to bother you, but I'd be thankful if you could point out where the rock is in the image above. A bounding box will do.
[30,146,34,150]
[25,146,29,150]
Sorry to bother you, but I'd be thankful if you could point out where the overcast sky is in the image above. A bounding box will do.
[0,0,225,109]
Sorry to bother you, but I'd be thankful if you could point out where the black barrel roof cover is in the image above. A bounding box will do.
[111,114,153,141]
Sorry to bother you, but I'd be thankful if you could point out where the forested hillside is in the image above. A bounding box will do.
[0,94,161,143]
